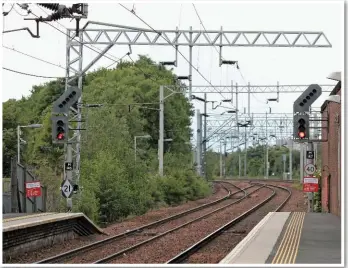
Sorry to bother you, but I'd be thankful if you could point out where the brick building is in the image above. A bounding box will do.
[320,72,341,216]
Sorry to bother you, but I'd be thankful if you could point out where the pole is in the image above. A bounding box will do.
[244,129,247,177]
[265,112,269,179]
[220,140,223,178]
[223,139,227,177]
[196,109,202,176]
[188,26,193,98]
[203,93,207,180]
[306,142,314,212]
[159,86,164,177]
[238,151,241,178]
[17,125,20,164]
[300,143,303,183]
[230,139,233,177]
[66,143,73,211]
[283,155,286,180]
[134,137,137,163]
[289,140,293,180]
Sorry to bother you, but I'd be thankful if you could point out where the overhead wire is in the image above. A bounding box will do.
[13,4,30,16]
[192,3,240,113]
[193,3,263,115]
[3,67,65,79]
[3,45,66,70]
[3,7,128,79]
[119,3,233,103]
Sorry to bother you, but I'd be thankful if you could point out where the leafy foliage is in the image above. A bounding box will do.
[2,55,211,223]
[207,144,304,180]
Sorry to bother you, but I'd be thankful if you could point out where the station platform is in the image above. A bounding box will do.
[220,212,341,264]
[3,212,105,260]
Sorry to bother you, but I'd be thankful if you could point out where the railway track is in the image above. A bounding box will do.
[94,183,267,264]
[166,183,292,264]
[36,181,253,264]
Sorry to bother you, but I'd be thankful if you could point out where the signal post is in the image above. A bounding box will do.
[293,84,322,212]
[52,85,81,211]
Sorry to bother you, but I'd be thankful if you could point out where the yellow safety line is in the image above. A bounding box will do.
[272,212,306,264]
[281,212,305,263]
[271,212,298,264]
[273,212,301,263]
[2,212,57,222]
[289,212,306,263]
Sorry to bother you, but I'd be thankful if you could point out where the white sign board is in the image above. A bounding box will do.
[303,177,318,184]
[61,179,73,198]
[26,181,41,189]
[304,163,316,175]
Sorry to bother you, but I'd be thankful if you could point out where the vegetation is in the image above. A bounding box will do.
[2,55,211,223]
[206,144,303,180]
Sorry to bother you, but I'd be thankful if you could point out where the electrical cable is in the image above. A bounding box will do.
[3,45,66,70]
[13,4,30,16]
[2,4,14,16]
[119,3,233,103]
[3,67,65,79]
[192,3,241,114]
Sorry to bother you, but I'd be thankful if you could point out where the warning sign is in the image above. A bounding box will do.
[303,177,319,192]
[25,181,42,198]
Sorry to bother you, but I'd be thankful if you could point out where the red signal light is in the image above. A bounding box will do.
[298,131,306,139]
[57,133,65,140]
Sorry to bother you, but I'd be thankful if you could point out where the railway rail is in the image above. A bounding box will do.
[36,181,250,264]
[93,183,264,264]
[36,181,291,264]
[167,183,292,264]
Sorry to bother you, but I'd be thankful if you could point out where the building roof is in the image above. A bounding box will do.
[321,80,341,112]
[327,72,341,82]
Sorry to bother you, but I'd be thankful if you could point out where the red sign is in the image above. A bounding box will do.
[303,177,319,192]
[25,181,42,198]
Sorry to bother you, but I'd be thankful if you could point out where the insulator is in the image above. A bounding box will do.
[38,3,60,12]
[49,12,63,21]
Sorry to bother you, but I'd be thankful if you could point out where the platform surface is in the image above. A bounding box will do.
[220,212,341,265]
[3,212,104,234]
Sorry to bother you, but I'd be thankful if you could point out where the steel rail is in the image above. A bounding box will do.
[36,181,240,264]
[166,183,291,263]
[94,183,266,264]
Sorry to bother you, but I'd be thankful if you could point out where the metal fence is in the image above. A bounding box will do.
[3,158,47,213]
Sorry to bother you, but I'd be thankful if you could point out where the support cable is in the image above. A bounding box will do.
[3,45,66,70]
[3,67,65,79]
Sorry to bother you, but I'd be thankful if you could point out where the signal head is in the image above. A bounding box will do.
[298,118,305,125]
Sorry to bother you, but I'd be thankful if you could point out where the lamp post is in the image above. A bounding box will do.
[17,124,43,164]
[134,135,151,162]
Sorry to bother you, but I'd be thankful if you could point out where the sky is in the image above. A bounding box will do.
[1,1,344,150]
